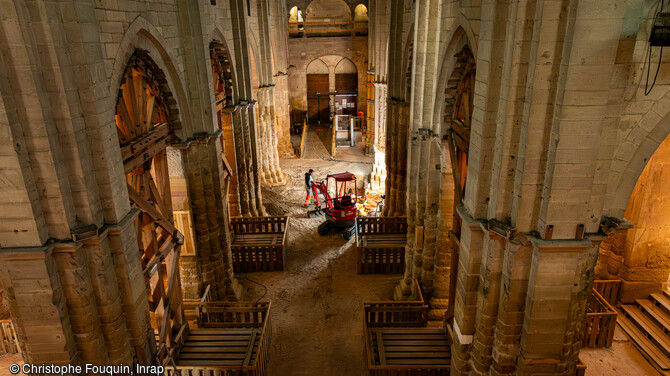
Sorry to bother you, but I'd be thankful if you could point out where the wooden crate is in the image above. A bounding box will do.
[363,280,449,375]
[231,216,288,272]
[593,279,621,305]
[363,304,449,374]
[0,320,19,354]
[364,279,427,328]
[356,217,408,274]
[170,298,272,376]
[582,288,618,348]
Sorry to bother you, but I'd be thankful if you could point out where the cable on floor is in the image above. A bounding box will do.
[241,273,268,304]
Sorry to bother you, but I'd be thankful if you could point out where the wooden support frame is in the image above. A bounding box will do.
[114,50,186,367]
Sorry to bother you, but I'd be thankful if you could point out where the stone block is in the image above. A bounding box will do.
[619,280,664,303]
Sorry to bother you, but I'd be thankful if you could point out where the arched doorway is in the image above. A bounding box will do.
[210,39,239,216]
[592,133,670,370]
[114,50,186,358]
[306,58,331,125]
[442,45,475,320]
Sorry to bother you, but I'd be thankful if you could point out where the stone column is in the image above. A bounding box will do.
[51,243,110,365]
[490,239,533,376]
[274,74,294,156]
[470,230,506,375]
[451,206,485,374]
[257,86,285,186]
[231,104,266,217]
[384,98,408,216]
[106,210,156,365]
[179,134,242,301]
[429,146,457,320]
[514,239,600,376]
[371,82,388,184]
[0,246,79,365]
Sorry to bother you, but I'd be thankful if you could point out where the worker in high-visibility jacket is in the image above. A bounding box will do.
[304,169,314,207]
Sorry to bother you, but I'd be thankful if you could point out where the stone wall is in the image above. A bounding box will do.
[288,36,368,116]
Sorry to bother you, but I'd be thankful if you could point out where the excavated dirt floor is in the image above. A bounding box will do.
[581,327,663,375]
[239,128,399,376]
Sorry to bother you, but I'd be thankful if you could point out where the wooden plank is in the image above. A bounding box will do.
[244,331,258,366]
[618,314,670,369]
[376,332,387,366]
[127,183,179,237]
[621,305,670,357]
[639,299,670,334]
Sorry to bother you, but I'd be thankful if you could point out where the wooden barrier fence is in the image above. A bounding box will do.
[0,320,19,354]
[230,216,289,272]
[170,285,272,376]
[582,289,618,348]
[356,217,408,274]
[593,279,621,305]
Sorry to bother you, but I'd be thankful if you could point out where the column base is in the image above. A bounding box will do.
[393,278,414,301]
[228,277,244,301]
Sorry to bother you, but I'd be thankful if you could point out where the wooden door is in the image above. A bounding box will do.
[307,74,330,124]
[335,73,358,94]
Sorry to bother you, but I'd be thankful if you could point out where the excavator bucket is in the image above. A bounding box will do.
[307,207,323,218]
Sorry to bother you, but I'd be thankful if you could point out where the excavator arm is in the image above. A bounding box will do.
[310,181,333,211]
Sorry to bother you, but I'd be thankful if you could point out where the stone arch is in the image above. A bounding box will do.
[432,26,475,132]
[335,57,357,74]
[306,58,329,74]
[247,31,265,90]
[428,27,478,321]
[287,0,309,14]
[210,38,236,108]
[305,0,351,22]
[608,91,670,219]
[110,16,191,137]
[210,27,239,106]
[288,0,367,18]
[353,3,368,21]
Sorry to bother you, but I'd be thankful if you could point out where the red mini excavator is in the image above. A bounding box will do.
[308,172,359,239]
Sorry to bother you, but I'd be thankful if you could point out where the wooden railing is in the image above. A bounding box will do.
[582,289,618,348]
[197,301,270,329]
[0,320,19,354]
[357,216,408,235]
[576,357,586,376]
[298,115,308,158]
[288,20,368,37]
[231,216,288,234]
[593,279,621,306]
[363,279,427,328]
